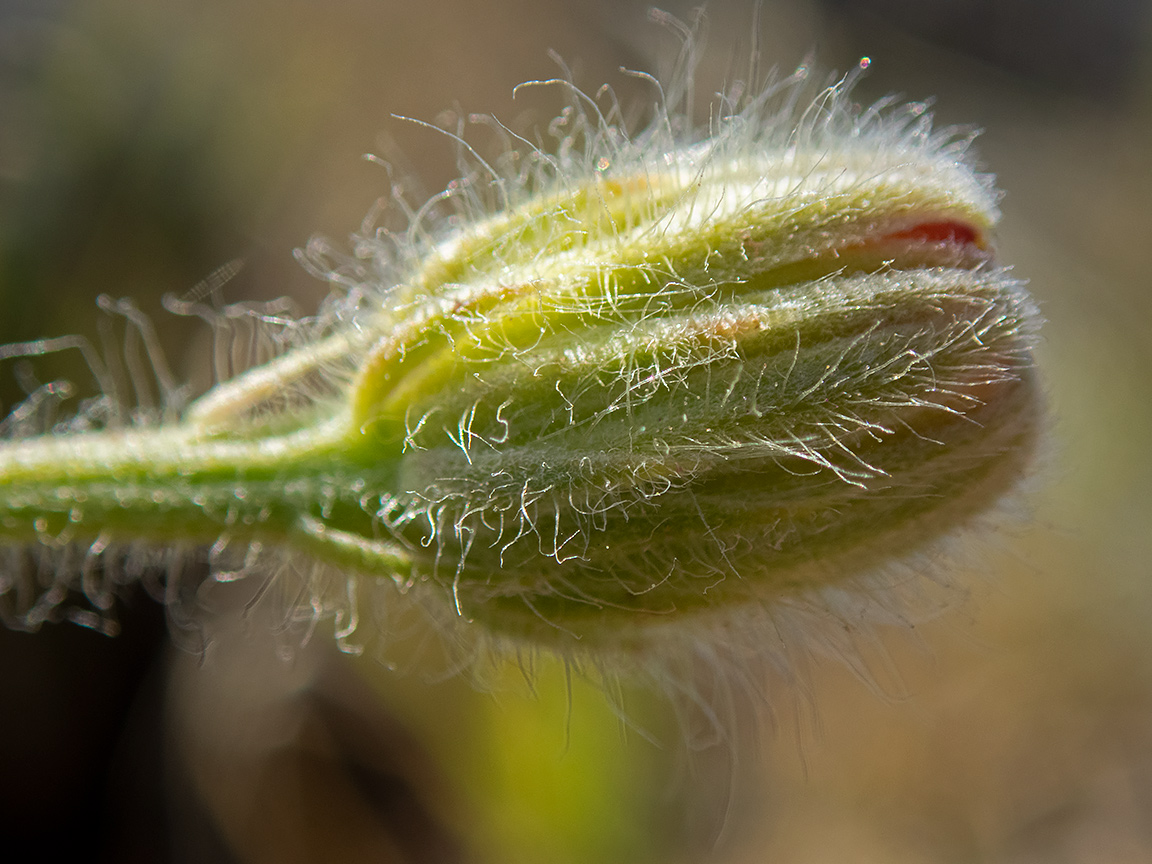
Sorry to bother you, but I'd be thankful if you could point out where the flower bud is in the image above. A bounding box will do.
[0,64,1041,663]
[341,133,1040,648]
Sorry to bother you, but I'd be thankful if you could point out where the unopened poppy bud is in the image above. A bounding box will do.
[0,62,1041,663]
[341,140,1039,648]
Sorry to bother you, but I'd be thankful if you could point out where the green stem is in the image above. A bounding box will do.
[0,418,413,582]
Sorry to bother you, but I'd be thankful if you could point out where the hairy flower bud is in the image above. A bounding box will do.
[0,61,1041,665]
[342,148,1039,648]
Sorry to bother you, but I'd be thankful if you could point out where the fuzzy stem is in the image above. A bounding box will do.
[0,419,413,581]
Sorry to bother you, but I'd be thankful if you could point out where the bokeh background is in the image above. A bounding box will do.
[2,0,1151,861]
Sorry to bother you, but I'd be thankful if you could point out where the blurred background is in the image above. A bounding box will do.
[2,0,1152,861]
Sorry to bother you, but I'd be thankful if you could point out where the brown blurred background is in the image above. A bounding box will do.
[2,1,1151,861]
